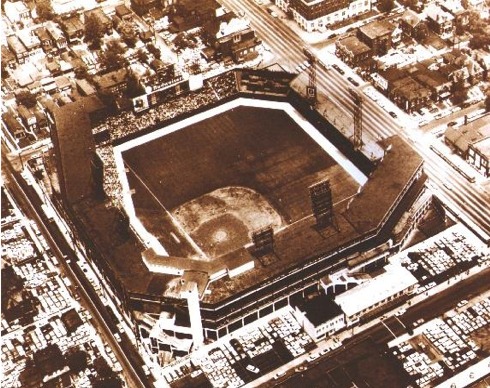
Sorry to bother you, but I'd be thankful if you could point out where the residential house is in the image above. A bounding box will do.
[130,0,162,16]
[1,45,17,69]
[85,9,112,35]
[390,76,431,113]
[60,16,84,43]
[6,36,28,64]
[414,67,452,102]
[445,115,490,177]
[4,1,31,26]
[46,23,68,51]
[443,50,484,85]
[115,5,134,22]
[440,0,469,29]
[373,67,407,93]
[34,27,54,53]
[203,15,261,63]
[170,0,221,32]
[425,4,454,39]
[335,36,372,68]
[2,111,26,141]
[358,20,396,56]
[400,9,428,41]
[275,0,290,13]
[18,105,37,132]
[474,50,490,80]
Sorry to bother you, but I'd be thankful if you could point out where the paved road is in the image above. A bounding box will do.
[264,266,490,387]
[1,146,150,388]
[219,0,490,242]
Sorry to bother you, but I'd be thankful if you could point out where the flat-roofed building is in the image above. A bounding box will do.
[335,263,418,324]
[4,1,30,25]
[289,0,371,32]
[17,31,43,57]
[335,36,372,68]
[293,294,345,341]
[60,16,84,43]
[358,20,396,56]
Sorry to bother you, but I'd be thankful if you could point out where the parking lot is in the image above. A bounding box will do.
[163,307,317,387]
[390,297,490,387]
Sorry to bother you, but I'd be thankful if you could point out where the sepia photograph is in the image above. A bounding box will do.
[1,0,490,387]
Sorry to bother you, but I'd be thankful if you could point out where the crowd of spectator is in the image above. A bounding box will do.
[94,71,240,207]
[93,72,240,143]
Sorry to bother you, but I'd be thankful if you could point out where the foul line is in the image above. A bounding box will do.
[124,162,209,260]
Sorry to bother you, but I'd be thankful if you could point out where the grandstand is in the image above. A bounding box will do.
[51,68,425,360]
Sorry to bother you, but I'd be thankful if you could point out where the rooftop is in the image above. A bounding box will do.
[301,294,343,326]
[343,136,424,235]
[445,115,490,154]
[335,263,418,317]
[359,20,396,40]
[336,36,371,56]
[48,98,97,204]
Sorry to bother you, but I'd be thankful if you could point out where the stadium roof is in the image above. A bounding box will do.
[343,136,423,235]
[48,98,97,204]
[335,263,418,317]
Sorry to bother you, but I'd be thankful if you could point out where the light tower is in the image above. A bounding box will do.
[349,88,363,150]
[303,47,317,107]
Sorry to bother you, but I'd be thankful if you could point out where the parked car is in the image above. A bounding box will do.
[389,111,397,118]
[347,77,359,86]
[395,308,406,316]
[332,64,344,75]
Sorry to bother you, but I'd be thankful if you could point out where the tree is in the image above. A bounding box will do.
[16,91,37,108]
[469,32,490,50]
[85,13,105,49]
[119,23,137,48]
[147,43,161,58]
[378,0,395,13]
[36,0,54,22]
[136,48,149,63]
[451,78,467,105]
[100,39,127,71]
[66,349,88,373]
[125,72,144,98]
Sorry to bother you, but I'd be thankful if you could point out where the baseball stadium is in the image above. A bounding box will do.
[48,68,425,360]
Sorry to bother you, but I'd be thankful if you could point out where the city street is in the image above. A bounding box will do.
[220,0,490,242]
